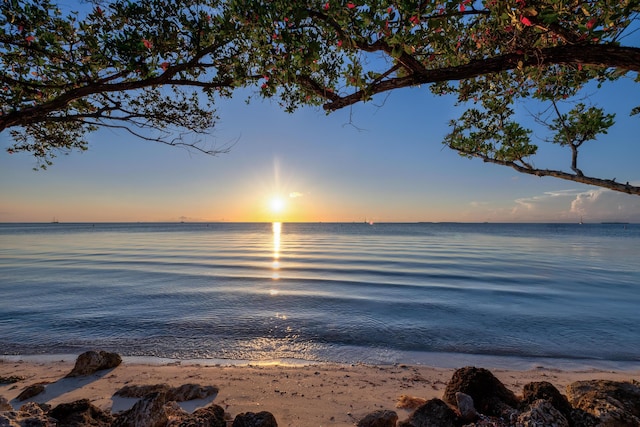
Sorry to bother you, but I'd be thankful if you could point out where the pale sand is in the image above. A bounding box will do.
[1,358,639,426]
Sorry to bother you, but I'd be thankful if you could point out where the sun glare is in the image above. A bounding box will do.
[270,197,285,214]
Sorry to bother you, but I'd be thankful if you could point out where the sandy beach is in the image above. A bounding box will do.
[1,357,639,426]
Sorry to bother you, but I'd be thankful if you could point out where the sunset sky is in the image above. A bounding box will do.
[2,78,640,223]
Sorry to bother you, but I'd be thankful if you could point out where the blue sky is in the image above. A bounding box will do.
[2,75,640,223]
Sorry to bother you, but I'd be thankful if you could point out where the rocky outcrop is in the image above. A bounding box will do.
[111,391,179,427]
[455,391,478,423]
[231,411,278,427]
[167,384,218,401]
[443,366,519,417]
[521,381,573,421]
[169,404,227,427]
[0,376,24,385]
[516,399,570,427]
[49,399,113,427]
[0,396,13,411]
[114,383,218,402]
[0,401,56,426]
[566,379,640,427]
[113,384,171,398]
[1,351,228,427]
[111,392,225,427]
[400,367,640,427]
[3,354,640,427]
[16,383,48,401]
[357,409,398,427]
[397,398,459,427]
[65,351,122,377]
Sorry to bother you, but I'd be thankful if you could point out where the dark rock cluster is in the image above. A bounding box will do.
[1,352,639,427]
[360,366,640,427]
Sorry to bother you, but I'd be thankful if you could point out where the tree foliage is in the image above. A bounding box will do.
[1,0,241,168]
[2,0,640,195]
[226,0,640,195]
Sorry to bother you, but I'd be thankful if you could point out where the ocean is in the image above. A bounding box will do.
[1,222,639,369]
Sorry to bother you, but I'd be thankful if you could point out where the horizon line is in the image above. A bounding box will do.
[0,221,634,225]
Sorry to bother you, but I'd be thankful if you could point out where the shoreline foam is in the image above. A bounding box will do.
[3,350,639,371]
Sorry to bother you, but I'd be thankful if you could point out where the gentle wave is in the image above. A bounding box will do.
[1,222,639,367]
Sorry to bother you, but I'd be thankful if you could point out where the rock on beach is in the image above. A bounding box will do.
[1,352,639,427]
[65,350,122,377]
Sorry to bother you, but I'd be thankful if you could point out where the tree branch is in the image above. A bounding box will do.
[322,44,640,111]
[0,72,233,131]
[549,99,584,176]
[0,32,238,132]
[457,148,640,195]
[82,120,232,155]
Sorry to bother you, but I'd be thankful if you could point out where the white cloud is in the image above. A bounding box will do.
[289,192,304,198]
[509,190,577,220]
[506,186,640,222]
[570,187,640,222]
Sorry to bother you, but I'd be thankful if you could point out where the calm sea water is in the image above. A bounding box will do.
[1,222,639,369]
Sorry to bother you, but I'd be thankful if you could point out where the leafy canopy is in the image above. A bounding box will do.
[1,0,240,167]
[227,0,640,195]
[2,0,640,195]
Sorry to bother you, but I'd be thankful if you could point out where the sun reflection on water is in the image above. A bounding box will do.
[271,222,281,282]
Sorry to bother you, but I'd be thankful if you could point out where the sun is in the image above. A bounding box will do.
[269,197,285,214]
